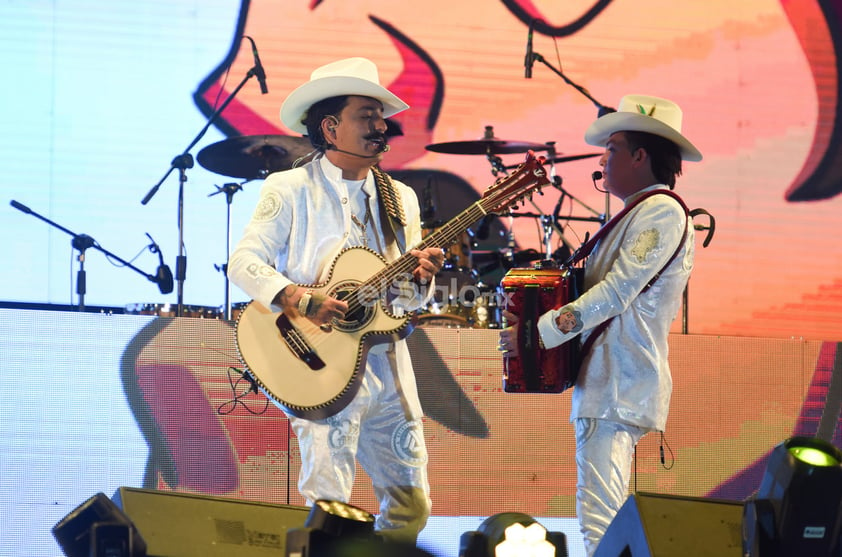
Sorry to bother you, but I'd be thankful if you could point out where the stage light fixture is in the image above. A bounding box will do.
[52,492,147,557]
[459,512,567,557]
[286,499,375,557]
[743,436,842,557]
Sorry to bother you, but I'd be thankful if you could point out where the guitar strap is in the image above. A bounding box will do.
[372,165,407,255]
[570,189,690,364]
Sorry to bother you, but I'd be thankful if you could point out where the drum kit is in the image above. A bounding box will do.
[417,125,604,328]
[127,127,604,327]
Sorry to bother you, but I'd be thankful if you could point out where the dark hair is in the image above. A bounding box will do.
[301,95,350,151]
[623,130,683,188]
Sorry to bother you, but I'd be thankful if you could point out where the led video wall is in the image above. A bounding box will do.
[3,1,842,555]
[1,310,839,556]
[3,0,842,340]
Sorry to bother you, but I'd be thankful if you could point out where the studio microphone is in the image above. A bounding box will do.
[146,233,174,294]
[524,19,535,78]
[245,36,268,94]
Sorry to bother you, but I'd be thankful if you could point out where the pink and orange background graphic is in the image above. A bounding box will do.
[1,1,842,556]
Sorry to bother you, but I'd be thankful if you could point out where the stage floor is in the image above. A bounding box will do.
[1,309,838,556]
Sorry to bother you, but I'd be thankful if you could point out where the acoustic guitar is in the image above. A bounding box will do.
[235,152,550,419]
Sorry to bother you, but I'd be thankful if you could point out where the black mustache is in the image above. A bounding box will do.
[365,133,388,144]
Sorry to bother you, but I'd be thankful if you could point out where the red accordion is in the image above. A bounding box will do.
[500,263,581,393]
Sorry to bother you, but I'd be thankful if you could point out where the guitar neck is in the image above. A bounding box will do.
[356,152,549,300]
[364,201,487,292]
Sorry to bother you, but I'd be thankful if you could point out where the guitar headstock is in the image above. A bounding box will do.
[480,151,551,214]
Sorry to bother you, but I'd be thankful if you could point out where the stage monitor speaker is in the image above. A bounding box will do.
[112,487,310,557]
[592,491,744,557]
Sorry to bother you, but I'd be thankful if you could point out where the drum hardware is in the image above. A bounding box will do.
[428,130,608,266]
[198,136,315,320]
[125,303,222,319]
[418,280,505,329]
[417,312,470,328]
[207,180,250,320]
[425,125,549,156]
[196,135,314,180]
[501,151,603,170]
[419,134,600,321]
[140,44,274,317]
[466,282,504,329]
[426,125,548,177]
[9,200,172,311]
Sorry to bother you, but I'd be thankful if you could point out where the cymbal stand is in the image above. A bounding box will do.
[541,213,555,259]
[485,150,573,263]
[486,152,509,177]
[555,180,609,224]
[485,145,605,262]
[209,181,246,320]
[543,142,606,252]
[140,52,265,317]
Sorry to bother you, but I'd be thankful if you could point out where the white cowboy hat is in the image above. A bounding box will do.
[584,94,702,161]
[280,57,409,135]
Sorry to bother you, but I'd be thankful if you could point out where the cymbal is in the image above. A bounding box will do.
[503,152,602,170]
[425,137,549,155]
[197,135,313,179]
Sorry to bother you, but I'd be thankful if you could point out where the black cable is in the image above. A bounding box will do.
[660,431,675,470]
[217,366,270,415]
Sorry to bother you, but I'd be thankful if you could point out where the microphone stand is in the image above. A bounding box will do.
[543,141,607,227]
[529,52,612,116]
[486,145,605,265]
[140,61,263,317]
[10,200,165,311]
[528,52,613,219]
[209,181,246,320]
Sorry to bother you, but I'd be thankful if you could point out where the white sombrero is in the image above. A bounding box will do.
[584,94,702,161]
[280,57,409,135]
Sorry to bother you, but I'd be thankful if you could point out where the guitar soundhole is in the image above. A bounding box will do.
[330,281,375,333]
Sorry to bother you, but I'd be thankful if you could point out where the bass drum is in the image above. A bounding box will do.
[464,283,504,329]
[416,311,469,328]
[125,303,222,319]
[417,266,477,327]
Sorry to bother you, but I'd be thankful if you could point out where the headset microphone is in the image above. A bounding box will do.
[591,171,608,194]
[325,137,390,158]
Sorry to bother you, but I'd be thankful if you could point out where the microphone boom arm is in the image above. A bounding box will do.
[10,200,170,310]
[141,68,257,206]
[530,52,612,115]
[141,36,263,316]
